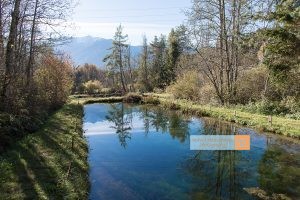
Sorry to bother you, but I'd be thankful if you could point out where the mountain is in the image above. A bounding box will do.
[56,36,142,68]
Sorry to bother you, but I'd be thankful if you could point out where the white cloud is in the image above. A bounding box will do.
[83,119,150,136]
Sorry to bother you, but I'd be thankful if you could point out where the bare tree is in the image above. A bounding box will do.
[185,0,256,104]
[125,45,135,92]
[0,0,75,111]
[0,0,21,108]
[26,0,38,85]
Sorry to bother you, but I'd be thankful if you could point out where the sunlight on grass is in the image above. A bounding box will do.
[0,103,89,199]
[154,94,300,138]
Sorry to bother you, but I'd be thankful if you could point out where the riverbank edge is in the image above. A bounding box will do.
[76,94,299,139]
[0,102,89,199]
[146,94,300,139]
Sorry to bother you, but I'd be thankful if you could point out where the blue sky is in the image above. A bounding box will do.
[67,0,191,45]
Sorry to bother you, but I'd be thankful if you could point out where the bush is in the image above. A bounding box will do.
[280,96,300,114]
[83,80,103,95]
[153,88,164,94]
[239,98,299,117]
[101,88,113,95]
[166,70,216,103]
[142,95,160,105]
[123,93,143,103]
[235,67,268,104]
[34,53,73,109]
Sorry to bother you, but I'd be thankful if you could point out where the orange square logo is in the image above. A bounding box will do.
[234,135,250,150]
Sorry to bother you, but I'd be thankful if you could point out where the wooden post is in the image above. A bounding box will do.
[234,110,237,117]
[72,135,74,150]
[268,115,272,126]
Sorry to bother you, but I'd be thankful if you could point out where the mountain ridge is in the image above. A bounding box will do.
[56,36,142,68]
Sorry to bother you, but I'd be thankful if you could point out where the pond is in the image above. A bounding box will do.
[83,103,300,200]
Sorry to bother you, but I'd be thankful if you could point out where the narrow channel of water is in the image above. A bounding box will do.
[84,103,300,200]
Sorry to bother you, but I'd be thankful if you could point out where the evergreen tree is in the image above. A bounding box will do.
[262,0,300,100]
[166,28,181,84]
[149,35,168,89]
[137,36,151,91]
[103,25,129,93]
[263,0,300,82]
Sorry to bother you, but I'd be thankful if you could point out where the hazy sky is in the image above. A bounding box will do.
[67,0,191,45]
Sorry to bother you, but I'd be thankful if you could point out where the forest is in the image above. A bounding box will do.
[75,0,299,115]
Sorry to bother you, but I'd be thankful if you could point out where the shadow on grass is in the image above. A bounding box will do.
[0,103,89,199]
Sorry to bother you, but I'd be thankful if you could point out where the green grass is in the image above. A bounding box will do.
[0,103,89,199]
[147,93,300,138]
[71,96,124,105]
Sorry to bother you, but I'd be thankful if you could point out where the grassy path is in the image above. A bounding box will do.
[0,103,89,199]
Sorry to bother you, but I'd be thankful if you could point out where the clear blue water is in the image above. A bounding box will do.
[84,103,300,200]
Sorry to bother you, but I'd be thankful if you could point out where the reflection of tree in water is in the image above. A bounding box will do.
[169,113,189,143]
[258,145,300,198]
[202,118,236,136]
[139,106,189,143]
[106,104,132,148]
[182,121,247,200]
[139,106,169,134]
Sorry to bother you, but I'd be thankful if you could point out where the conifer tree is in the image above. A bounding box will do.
[103,25,129,93]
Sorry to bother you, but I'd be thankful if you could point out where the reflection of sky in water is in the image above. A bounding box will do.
[84,112,151,136]
[84,103,300,200]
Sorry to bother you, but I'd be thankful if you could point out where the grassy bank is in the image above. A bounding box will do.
[0,102,89,199]
[146,94,300,138]
[71,94,300,138]
[71,96,124,104]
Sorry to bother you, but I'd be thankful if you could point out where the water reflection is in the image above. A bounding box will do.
[85,103,300,200]
[105,104,132,148]
[183,122,246,200]
[105,104,190,146]
[258,144,300,199]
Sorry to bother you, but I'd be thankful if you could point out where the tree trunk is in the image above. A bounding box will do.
[127,46,135,92]
[0,0,4,70]
[1,0,21,109]
[218,0,225,105]
[119,46,127,93]
[26,0,39,86]
[6,0,21,74]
